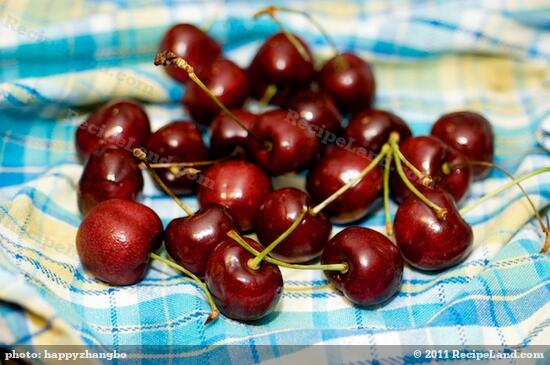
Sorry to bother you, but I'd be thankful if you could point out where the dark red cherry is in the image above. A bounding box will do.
[431,111,494,179]
[318,53,375,114]
[146,121,208,195]
[165,203,238,277]
[78,147,143,216]
[75,100,151,160]
[288,90,342,136]
[249,32,315,103]
[390,135,472,204]
[255,188,332,263]
[183,58,249,126]
[197,160,273,231]
[159,23,221,83]
[246,109,320,175]
[205,238,283,321]
[209,109,257,158]
[344,109,412,153]
[321,227,403,306]
[76,199,163,285]
[306,146,383,223]
[394,189,473,271]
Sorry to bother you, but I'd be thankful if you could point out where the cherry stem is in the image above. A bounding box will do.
[133,148,194,217]
[383,149,393,236]
[457,166,550,253]
[148,147,242,171]
[227,230,348,273]
[270,5,348,70]
[394,146,432,186]
[154,51,271,151]
[310,144,390,215]
[389,133,448,220]
[248,207,307,270]
[253,6,312,64]
[149,253,219,324]
[259,84,278,106]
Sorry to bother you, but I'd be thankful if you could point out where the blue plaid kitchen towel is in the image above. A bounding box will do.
[0,0,549,363]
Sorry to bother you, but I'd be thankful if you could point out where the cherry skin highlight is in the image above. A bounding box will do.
[288,90,342,137]
[146,121,209,196]
[318,53,376,114]
[306,146,383,223]
[165,203,238,277]
[205,238,283,321]
[431,111,494,179]
[76,199,163,286]
[78,147,143,216]
[197,160,273,231]
[255,188,332,263]
[394,189,473,271]
[75,100,151,161]
[321,226,403,306]
[183,58,250,126]
[159,23,221,83]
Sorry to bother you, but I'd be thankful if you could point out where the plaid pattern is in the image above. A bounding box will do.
[0,0,549,362]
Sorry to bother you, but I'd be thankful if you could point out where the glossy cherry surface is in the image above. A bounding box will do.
[76,100,151,160]
[197,160,273,231]
[318,53,375,114]
[288,90,342,136]
[78,147,143,216]
[159,23,221,83]
[390,135,472,204]
[344,109,412,153]
[183,58,249,126]
[146,121,209,195]
[431,111,494,179]
[76,199,163,285]
[321,227,403,306]
[246,109,320,175]
[165,203,238,277]
[306,146,383,223]
[205,238,283,321]
[209,109,257,158]
[394,189,473,271]
[255,188,332,263]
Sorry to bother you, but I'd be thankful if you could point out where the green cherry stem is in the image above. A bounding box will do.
[154,51,271,151]
[227,231,348,273]
[134,148,194,217]
[149,253,219,324]
[389,133,448,220]
[393,146,432,186]
[310,144,390,215]
[259,84,278,106]
[253,6,312,64]
[383,148,393,236]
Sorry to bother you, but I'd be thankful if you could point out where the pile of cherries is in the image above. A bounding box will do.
[74,6,548,324]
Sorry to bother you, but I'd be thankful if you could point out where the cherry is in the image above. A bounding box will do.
[394,189,473,271]
[288,90,342,136]
[246,109,320,175]
[197,160,273,231]
[255,188,332,263]
[248,32,315,103]
[183,58,249,126]
[159,23,221,83]
[306,146,383,223]
[78,147,143,215]
[165,203,238,277]
[209,109,257,158]
[431,111,494,179]
[75,100,151,160]
[146,121,208,195]
[205,238,283,321]
[390,135,472,204]
[344,109,412,153]
[76,199,163,285]
[318,53,375,114]
[321,227,403,306]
